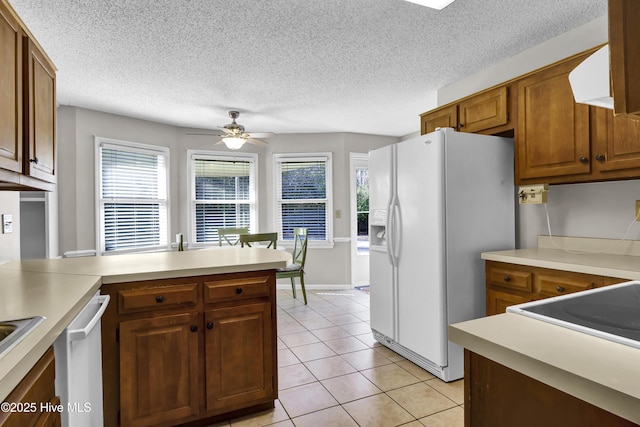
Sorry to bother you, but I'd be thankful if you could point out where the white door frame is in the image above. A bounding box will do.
[349,153,369,287]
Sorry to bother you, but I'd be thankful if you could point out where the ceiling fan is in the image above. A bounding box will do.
[188,111,275,150]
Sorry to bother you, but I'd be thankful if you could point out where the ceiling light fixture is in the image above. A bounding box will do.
[222,136,246,150]
[403,0,456,10]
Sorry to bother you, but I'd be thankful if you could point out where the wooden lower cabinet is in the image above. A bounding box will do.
[119,313,200,427]
[0,347,61,427]
[205,303,272,412]
[486,260,628,315]
[464,349,638,426]
[101,271,277,427]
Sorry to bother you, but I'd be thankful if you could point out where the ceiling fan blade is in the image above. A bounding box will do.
[245,132,275,139]
[187,132,218,136]
[215,140,225,145]
[216,127,233,134]
[246,138,269,146]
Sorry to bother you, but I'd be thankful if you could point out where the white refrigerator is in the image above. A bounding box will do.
[369,128,514,382]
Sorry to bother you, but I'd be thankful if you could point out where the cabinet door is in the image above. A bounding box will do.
[205,302,273,413]
[486,288,530,316]
[591,106,640,175]
[0,2,22,173]
[516,56,591,182]
[119,312,200,427]
[420,105,457,134]
[0,347,58,427]
[23,37,56,183]
[458,86,509,133]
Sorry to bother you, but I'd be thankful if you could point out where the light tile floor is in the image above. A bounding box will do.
[215,289,464,427]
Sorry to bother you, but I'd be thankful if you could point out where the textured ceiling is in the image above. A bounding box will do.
[9,0,607,137]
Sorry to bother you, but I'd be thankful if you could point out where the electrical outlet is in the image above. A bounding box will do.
[518,184,549,205]
[636,200,640,221]
[2,214,12,234]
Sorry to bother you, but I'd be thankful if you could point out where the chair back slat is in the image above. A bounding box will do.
[239,232,278,249]
[291,227,308,266]
[217,228,249,246]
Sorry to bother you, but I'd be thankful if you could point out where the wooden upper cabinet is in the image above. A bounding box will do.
[420,105,457,135]
[609,0,640,117]
[516,54,591,183]
[591,106,640,177]
[0,1,22,174]
[458,86,509,133]
[23,37,56,183]
[420,85,513,136]
[0,0,56,190]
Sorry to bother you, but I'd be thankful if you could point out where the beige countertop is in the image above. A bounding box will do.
[0,247,292,283]
[0,270,101,402]
[0,248,291,402]
[449,313,640,424]
[481,248,640,279]
[482,236,640,279]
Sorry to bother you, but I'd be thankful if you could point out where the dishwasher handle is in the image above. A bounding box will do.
[68,295,110,342]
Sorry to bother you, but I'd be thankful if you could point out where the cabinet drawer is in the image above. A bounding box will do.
[534,272,601,298]
[118,283,199,314]
[204,276,270,304]
[487,264,533,292]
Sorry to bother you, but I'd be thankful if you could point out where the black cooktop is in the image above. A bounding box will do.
[520,283,640,343]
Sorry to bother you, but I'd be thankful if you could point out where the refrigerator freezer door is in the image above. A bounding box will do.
[369,144,396,340]
[395,133,448,367]
[370,249,395,339]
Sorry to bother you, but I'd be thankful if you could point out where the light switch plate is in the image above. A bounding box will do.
[2,214,13,234]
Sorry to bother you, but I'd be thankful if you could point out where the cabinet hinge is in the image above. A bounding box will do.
[116,328,119,343]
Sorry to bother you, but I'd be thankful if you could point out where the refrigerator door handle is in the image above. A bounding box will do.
[392,202,401,262]
[387,198,401,267]
[387,198,397,267]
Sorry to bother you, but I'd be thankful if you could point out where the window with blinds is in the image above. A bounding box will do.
[189,152,257,245]
[274,153,333,243]
[96,138,170,254]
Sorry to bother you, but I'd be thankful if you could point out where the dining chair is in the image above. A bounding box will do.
[239,232,278,249]
[277,227,309,304]
[217,228,249,246]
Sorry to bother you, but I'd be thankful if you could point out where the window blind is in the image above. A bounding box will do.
[98,141,169,253]
[275,155,331,241]
[191,156,256,244]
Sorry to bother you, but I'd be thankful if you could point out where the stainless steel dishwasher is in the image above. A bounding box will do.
[54,291,110,427]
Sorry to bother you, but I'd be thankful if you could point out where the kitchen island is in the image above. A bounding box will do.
[0,248,291,427]
[449,312,640,426]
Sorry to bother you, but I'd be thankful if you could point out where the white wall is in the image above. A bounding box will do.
[0,192,20,262]
[58,106,396,285]
[437,14,640,248]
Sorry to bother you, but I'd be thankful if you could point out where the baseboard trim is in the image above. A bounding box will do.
[276,283,354,291]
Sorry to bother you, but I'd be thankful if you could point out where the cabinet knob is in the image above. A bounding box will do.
[459,123,464,128]
[235,287,243,294]
[190,325,198,332]
[155,295,165,303]
[595,154,605,161]
[503,276,511,282]
[556,286,566,293]
[29,157,39,164]
[207,322,214,329]
[579,156,588,164]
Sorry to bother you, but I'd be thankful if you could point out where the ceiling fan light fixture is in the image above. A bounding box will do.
[222,136,247,150]
[403,0,456,10]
